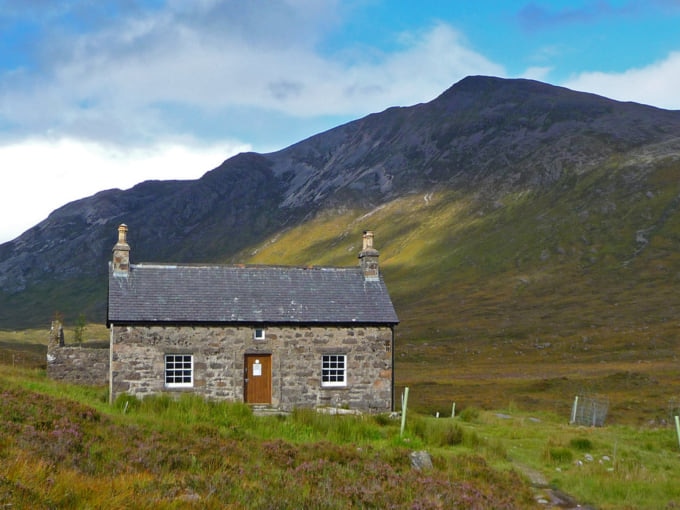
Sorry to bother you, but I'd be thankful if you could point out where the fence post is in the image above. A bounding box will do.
[451,402,456,418]
[675,416,680,449]
[400,387,409,438]
[570,396,579,424]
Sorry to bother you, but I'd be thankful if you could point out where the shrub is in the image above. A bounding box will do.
[458,406,480,423]
[545,446,573,464]
[570,437,593,451]
[73,314,87,344]
[439,422,464,446]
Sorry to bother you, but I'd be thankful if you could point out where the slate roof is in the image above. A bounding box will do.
[107,263,399,325]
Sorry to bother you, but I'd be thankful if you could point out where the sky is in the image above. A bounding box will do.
[1,0,680,244]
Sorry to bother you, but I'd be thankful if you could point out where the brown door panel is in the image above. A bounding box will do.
[244,354,272,404]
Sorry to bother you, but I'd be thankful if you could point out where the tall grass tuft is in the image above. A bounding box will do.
[287,408,387,443]
[458,406,481,423]
[544,445,574,465]
[410,415,464,446]
[570,437,593,451]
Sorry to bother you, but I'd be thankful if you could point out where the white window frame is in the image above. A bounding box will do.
[321,354,347,387]
[165,354,193,388]
[254,328,266,340]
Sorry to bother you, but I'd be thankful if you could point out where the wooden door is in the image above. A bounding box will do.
[244,354,272,404]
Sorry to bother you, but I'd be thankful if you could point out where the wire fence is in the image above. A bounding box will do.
[570,394,609,427]
[0,347,46,368]
[668,397,680,421]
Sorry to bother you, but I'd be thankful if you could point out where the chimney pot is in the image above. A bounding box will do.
[362,230,374,250]
[117,224,128,244]
[358,230,380,281]
[112,224,130,275]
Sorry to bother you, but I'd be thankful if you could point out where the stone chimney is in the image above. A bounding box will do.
[358,230,380,281]
[112,224,130,275]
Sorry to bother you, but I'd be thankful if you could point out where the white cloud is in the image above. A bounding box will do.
[0,3,510,245]
[0,13,506,146]
[563,51,680,109]
[0,138,250,243]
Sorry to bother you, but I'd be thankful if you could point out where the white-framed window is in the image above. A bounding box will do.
[321,354,347,387]
[165,354,193,387]
[254,328,266,340]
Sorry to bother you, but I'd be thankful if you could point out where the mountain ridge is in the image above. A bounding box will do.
[1,75,680,331]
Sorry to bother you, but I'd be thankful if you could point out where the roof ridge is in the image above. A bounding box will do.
[131,262,358,271]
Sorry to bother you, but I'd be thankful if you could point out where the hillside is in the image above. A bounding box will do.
[3,367,680,509]
[0,368,541,509]
[1,75,680,420]
[2,76,679,329]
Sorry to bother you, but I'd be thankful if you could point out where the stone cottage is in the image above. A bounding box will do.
[107,225,398,412]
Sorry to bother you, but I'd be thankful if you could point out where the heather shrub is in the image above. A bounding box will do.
[458,406,481,422]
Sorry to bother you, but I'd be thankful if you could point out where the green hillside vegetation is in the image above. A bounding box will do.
[3,155,678,427]
[0,367,536,509]
[2,158,680,507]
[2,367,680,509]
[244,159,680,425]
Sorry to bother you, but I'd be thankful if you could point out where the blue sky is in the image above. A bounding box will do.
[1,0,680,243]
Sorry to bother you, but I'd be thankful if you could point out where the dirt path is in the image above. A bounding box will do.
[514,463,596,509]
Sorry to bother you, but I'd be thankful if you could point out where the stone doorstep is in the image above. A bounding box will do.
[250,405,290,417]
[249,405,366,417]
[315,407,362,415]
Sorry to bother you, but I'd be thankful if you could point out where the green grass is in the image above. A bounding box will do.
[0,367,536,509]
[439,408,680,509]
[2,366,680,508]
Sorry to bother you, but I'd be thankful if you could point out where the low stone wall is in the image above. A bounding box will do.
[47,345,110,385]
[46,320,109,386]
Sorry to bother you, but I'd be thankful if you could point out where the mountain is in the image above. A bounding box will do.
[2,76,680,339]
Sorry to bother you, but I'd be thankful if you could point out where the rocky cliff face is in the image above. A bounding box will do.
[268,76,680,201]
[2,76,680,328]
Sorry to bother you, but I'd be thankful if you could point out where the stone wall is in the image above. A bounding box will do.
[47,345,110,385]
[110,323,394,412]
[46,321,110,386]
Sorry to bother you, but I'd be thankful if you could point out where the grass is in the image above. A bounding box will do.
[2,365,680,508]
[464,410,680,509]
[0,367,536,509]
[0,324,109,368]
